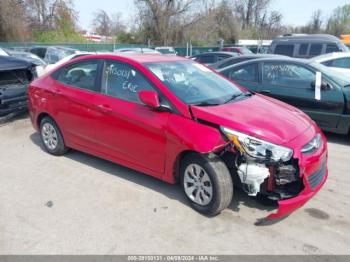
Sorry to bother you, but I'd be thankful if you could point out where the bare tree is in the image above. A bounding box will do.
[92,9,112,36]
[111,12,126,35]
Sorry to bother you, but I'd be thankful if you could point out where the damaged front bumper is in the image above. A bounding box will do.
[264,131,328,222]
[0,84,28,117]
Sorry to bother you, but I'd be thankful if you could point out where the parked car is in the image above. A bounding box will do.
[311,52,350,77]
[114,48,161,54]
[0,47,8,56]
[269,34,349,58]
[28,54,327,222]
[190,52,239,66]
[220,46,253,55]
[219,57,350,134]
[211,54,285,70]
[155,46,177,55]
[43,52,92,74]
[0,56,36,117]
[29,46,80,64]
[5,50,47,77]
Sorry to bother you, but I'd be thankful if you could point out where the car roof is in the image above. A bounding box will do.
[272,34,341,43]
[211,54,286,69]
[191,51,237,57]
[311,52,350,62]
[77,53,188,64]
[218,57,309,71]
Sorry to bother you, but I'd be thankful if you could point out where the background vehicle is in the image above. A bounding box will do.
[29,46,80,64]
[269,34,349,58]
[114,47,161,54]
[29,54,327,221]
[190,52,238,65]
[311,52,350,77]
[220,46,253,55]
[5,50,47,76]
[0,56,36,117]
[210,54,285,70]
[43,52,91,74]
[219,57,350,134]
[155,46,177,55]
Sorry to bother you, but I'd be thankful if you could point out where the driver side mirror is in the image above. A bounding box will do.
[138,90,160,109]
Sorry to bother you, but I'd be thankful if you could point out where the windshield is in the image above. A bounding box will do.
[241,47,253,54]
[311,62,350,86]
[144,61,245,105]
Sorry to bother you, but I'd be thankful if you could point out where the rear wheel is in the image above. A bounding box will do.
[180,153,233,216]
[40,117,68,156]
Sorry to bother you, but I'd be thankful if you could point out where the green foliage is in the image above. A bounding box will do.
[33,30,85,43]
[326,4,350,36]
[116,32,138,44]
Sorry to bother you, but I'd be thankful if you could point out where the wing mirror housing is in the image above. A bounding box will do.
[138,90,161,109]
[311,80,331,90]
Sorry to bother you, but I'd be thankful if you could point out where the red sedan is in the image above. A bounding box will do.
[28,54,328,222]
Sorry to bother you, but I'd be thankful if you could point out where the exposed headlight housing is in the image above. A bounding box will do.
[221,127,294,162]
[301,134,322,154]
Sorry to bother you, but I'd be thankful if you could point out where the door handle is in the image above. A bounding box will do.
[260,90,271,94]
[97,104,112,113]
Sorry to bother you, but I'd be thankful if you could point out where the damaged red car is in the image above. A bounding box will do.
[28,54,328,221]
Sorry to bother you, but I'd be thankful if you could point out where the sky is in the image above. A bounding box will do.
[74,0,350,31]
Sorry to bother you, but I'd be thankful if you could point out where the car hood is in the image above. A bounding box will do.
[190,94,312,146]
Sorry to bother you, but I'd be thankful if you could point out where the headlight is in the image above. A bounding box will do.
[221,127,294,162]
[301,134,322,154]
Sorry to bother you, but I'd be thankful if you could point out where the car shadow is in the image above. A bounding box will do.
[30,132,278,222]
[324,132,350,146]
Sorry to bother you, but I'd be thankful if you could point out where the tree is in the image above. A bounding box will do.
[326,4,350,36]
[92,9,112,36]
[134,0,204,45]
[0,0,29,41]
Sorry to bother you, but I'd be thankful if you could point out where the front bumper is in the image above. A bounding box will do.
[265,129,328,221]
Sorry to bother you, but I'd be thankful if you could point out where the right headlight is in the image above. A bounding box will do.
[221,127,294,162]
[301,134,322,154]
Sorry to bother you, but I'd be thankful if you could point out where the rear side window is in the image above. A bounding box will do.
[298,44,309,56]
[53,60,99,92]
[227,64,258,83]
[102,61,155,103]
[274,45,294,57]
[310,44,323,56]
[326,44,340,53]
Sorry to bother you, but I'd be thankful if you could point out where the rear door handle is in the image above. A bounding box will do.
[260,90,271,94]
[97,104,112,113]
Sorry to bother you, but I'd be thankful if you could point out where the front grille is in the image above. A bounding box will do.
[308,160,327,189]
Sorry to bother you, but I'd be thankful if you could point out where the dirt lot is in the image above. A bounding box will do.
[0,114,350,255]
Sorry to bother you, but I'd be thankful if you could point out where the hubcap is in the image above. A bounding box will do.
[41,123,58,150]
[184,164,213,206]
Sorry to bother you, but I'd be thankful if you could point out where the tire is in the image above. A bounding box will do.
[40,116,68,156]
[180,153,233,216]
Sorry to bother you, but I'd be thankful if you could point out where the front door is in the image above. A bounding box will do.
[260,62,344,129]
[92,60,170,175]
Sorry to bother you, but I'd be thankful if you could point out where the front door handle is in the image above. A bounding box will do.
[97,104,112,113]
[260,90,271,94]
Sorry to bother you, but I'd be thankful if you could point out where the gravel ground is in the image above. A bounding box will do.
[0,114,349,255]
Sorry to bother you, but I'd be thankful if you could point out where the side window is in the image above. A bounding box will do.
[102,61,154,103]
[53,60,99,92]
[274,45,294,56]
[298,44,309,56]
[310,44,323,56]
[217,54,230,61]
[263,63,315,89]
[326,44,340,53]
[228,64,258,83]
[331,58,350,69]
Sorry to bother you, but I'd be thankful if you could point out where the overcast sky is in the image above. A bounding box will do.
[74,0,350,31]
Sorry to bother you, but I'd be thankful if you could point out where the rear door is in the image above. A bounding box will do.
[260,61,344,129]
[50,59,103,146]
[91,60,170,175]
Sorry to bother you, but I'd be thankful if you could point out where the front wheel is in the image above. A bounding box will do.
[180,153,233,216]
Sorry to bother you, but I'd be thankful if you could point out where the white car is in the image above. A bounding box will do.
[312,52,350,77]
[43,52,93,74]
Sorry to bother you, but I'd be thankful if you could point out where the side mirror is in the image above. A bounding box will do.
[311,80,331,90]
[138,90,160,109]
